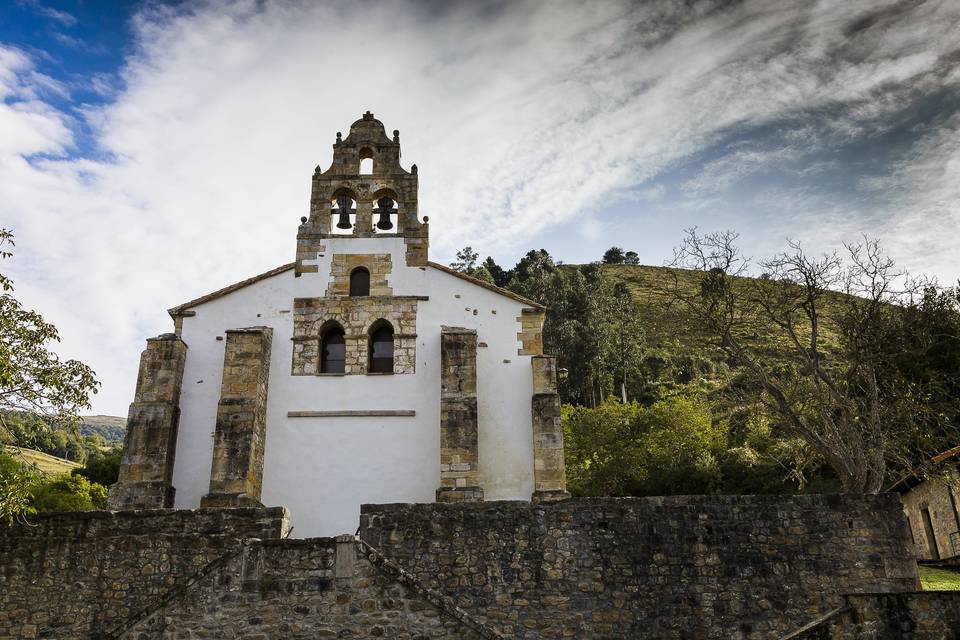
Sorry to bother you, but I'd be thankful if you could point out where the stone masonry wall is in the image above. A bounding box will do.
[901,467,960,560]
[0,508,289,639]
[359,495,921,640]
[123,538,491,639]
[785,592,960,639]
[292,296,419,375]
[326,253,393,296]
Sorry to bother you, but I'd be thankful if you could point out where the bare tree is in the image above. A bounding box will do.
[667,229,920,493]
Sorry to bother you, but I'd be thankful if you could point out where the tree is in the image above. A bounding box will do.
[0,228,99,518]
[451,246,480,273]
[450,246,494,283]
[0,451,38,524]
[608,282,644,402]
[72,453,121,487]
[482,256,510,288]
[602,246,626,264]
[667,229,956,493]
[624,251,640,265]
[563,395,723,497]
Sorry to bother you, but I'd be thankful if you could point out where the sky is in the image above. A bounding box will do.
[1,0,959,416]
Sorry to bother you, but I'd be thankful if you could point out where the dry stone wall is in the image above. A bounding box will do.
[785,592,960,639]
[124,538,491,639]
[0,508,289,639]
[0,497,940,640]
[359,495,922,640]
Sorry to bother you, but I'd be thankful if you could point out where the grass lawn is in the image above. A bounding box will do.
[919,565,960,591]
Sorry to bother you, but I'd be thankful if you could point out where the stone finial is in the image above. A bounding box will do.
[363,110,374,120]
[411,164,417,174]
[314,165,321,174]
[393,129,400,142]
[300,216,307,223]
[336,132,342,143]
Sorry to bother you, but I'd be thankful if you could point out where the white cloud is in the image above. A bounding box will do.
[1,0,959,413]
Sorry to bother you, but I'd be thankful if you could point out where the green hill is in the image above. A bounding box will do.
[598,263,847,397]
[4,446,80,477]
[79,415,126,443]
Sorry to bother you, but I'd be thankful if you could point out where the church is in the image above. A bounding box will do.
[107,112,569,537]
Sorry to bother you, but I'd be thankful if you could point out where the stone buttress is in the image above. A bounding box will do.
[437,326,483,502]
[201,326,273,508]
[108,334,187,510]
[531,354,570,501]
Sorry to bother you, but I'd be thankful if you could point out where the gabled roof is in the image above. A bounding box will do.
[168,263,295,317]
[166,260,544,318]
[885,444,960,494]
[427,261,545,310]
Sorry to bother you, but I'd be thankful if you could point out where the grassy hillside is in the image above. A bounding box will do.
[599,263,846,395]
[4,445,80,477]
[79,415,126,443]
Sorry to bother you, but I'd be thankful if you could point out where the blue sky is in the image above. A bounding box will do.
[1,0,959,414]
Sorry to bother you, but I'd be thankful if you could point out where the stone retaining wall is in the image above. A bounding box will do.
[359,495,922,639]
[784,592,960,639]
[0,507,289,639]
[0,496,937,639]
[124,537,490,639]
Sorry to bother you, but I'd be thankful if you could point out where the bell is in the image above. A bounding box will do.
[335,195,354,229]
[375,197,396,231]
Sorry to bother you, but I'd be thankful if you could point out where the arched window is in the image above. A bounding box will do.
[320,325,346,374]
[368,321,394,374]
[349,267,370,297]
[359,147,374,175]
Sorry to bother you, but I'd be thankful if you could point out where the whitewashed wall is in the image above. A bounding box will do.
[172,236,536,537]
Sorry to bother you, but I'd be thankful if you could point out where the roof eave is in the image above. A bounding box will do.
[426,261,546,310]
[167,262,296,318]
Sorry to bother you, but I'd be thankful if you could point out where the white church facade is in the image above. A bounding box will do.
[108,112,569,537]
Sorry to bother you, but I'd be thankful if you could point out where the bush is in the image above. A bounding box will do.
[563,395,725,497]
[30,474,107,513]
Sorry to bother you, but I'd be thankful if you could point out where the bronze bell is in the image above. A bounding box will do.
[335,195,354,229]
[375,197,396,231]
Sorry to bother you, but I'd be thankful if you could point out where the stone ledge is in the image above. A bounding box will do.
[287,409,416,417]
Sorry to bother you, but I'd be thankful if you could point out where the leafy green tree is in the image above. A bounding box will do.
[72,453,121,487]
[563,395,723,496]
[624,251,640,265]
[0,451,38,524]
[0,228,100,519]
[451,246,480,272]
[30,473,108,513]
[482,256,510,287]
[602,246,626,264]
[450,246,494,283]
[668,229,960,492]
